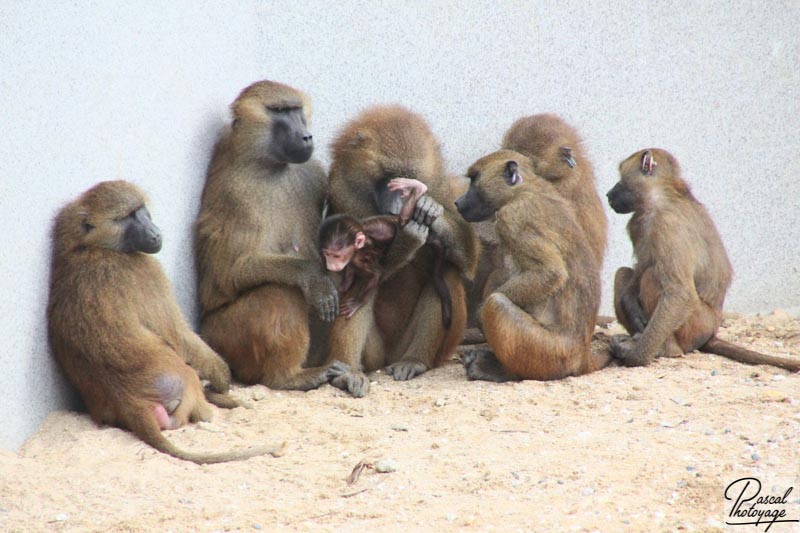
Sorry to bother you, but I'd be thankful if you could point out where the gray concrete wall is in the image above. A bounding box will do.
[2,1,798,450]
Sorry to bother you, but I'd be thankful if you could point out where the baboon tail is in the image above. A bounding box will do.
[701,337,800,372]
[480,293,585,380]
[127,409,283,465]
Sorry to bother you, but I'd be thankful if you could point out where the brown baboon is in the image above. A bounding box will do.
[502,113,607,266]
[319,178,450,397]
[195,80,348,390]
[328,105,479,381]
[455,151,610,381]
[48,181,279,464]
[607,148,800,371]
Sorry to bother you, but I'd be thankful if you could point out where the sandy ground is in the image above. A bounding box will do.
[2,311,800,533]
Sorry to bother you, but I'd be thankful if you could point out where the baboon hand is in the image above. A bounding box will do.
[303,273,339,322]
[325,360,352,380]
[413,195,443,227]
[339,298,364,319]
[404,220,430,245]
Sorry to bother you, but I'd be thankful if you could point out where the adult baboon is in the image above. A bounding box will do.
[48,180,277,464]
[328,105,479,381]
[319,178,449,396]
[607,148,800,371]
[502,113,607,266]
[195,80,347,390]
[455,151,609,381]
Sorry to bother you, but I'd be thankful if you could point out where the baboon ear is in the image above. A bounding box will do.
[560,146,577,168]
[80,212,94,233]
[640,150,658,175]
[504,160,522,186]
[350,130,371,147]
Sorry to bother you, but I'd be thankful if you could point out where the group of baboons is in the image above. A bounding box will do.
[46,80,799,464]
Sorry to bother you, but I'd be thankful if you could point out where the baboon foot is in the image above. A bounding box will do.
[330,370,370,398]
[385,361,427,381]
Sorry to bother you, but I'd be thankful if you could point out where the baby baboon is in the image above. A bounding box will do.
[195,80,348,390]
[455,150,609,381]
[607,148,800,371]
[48,180,278,464]
[328,105,479,381]
[502,113,607,266]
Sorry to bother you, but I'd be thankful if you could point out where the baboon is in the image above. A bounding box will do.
[328,105,479,381]
[319,178,449,397]
[607,148,800,371]
[455,150,610,381]
[502,113,607,266]
[195,80,348,390]
[48,180,278,464]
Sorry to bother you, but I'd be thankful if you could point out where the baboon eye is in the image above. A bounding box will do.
[81,221,94,233]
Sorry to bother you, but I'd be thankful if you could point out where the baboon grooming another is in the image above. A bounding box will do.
[195,80,348,390]
[607,148,800,371]
[455,151,610,381]
[328,105,479,381]
[502,113,607,266]
[48,181,277,464]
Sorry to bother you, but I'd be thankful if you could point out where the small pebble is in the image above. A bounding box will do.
[772,374,785,381]
[676,480,687,488]
[253,525,262,530]
[251,389,267,401]
[582,487,594,496]
[391,423,409,432]
[434,398,446,407]
[375,460,398,473]
[686,466,696,472]
[752,453,761,461]
[55,514,68,522]
[711,369,719,376]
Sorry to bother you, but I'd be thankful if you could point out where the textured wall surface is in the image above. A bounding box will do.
[1,1,798,449]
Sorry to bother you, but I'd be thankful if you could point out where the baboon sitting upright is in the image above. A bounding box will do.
[327,105,479,382]
[607,148,800,371]
[455,151,610,381]
[195,80,348,390]
[48,180,277,464]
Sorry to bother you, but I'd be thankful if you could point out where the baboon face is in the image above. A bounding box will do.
[372,178,404,216]
[79,181,162,254]
[265,106,314,163]
[606,149,667,214]
[456,150,526,223]
[232,82,314,164]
